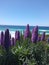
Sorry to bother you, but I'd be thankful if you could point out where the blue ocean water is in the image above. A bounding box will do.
[0,25,49,34]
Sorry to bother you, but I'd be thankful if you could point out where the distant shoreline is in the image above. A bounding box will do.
[0,25,49,37]
[0,24,49,27]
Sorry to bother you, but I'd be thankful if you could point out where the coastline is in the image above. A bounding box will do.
[0,25,49,37]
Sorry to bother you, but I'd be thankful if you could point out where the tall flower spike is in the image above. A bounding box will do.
[31,26,38,43]
[1,31,4,46]
[4,29,10,52]
[34,26,38,33]
[47,37,49,43]
[41,32,45,41]
[15,31,20,41]
[9,34,11,46]
[32,28,34,33]
[24,24,30,39]
[0,37,1,45]
[38,36,41,42]
[9,34,11,39]
[26,24,30,31]
[11,37,15,46]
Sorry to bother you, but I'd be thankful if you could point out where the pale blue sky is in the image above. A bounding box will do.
[0,0,49,26]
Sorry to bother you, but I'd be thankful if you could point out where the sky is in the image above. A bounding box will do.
[0,0,49,26]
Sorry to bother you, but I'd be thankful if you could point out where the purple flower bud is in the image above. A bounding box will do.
[4,29,10,51]
[1,31,4,46]
[41,32,45,41]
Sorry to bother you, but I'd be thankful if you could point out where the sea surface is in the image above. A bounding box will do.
[0,25,49,37]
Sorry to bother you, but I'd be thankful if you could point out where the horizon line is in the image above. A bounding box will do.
[0,24,49,27]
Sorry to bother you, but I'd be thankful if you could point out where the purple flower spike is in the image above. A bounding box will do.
[31,26,38,43]
[0,38,1,45]
[24,24,30,39]
[4,29,10,51]
[34,26,38,33]
[41,32,45,41]
[17,31,20,40]
[31,33,38,43]
[24,30,29,39]
[38,36,41,42]
[26,24,30,31]
[47,37,49,43]
[11,37,15,46]
[9,34,11,39]
[32,28,34,33]
[1,31,4,46]
[15,31,20,41]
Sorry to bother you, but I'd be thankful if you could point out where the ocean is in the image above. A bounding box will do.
[0,25,49,37]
